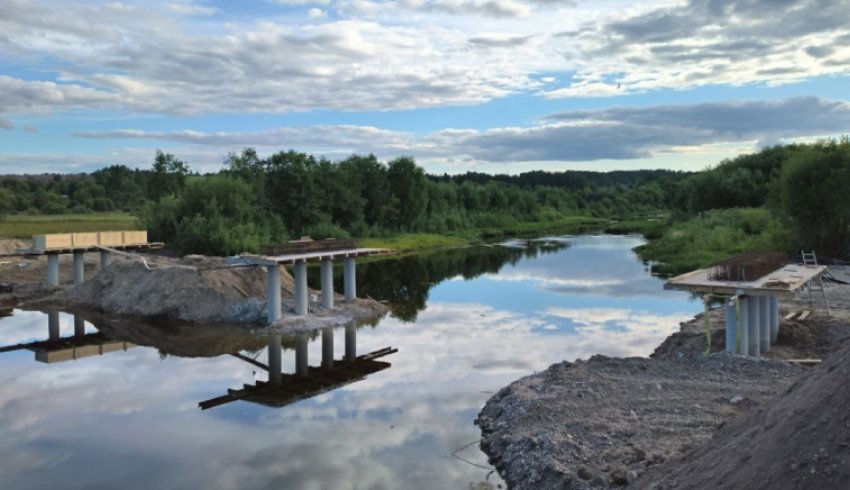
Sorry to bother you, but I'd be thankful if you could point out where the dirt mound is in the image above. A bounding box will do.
[652,307,850,362]
[636,344,850,490]
[476,354,802,490]
[56,257,295,324]
[0,238,30,255]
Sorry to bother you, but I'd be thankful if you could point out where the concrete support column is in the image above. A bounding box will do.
[725,299,738,354]
[769,296,780,344]
[322,326,334,369]
[759,296,770,353]
[267,265,282,323]
[295,333,309,377]
[747,296,761,357]
[47,254,59,286]
[74,315,85,338]
[321,259,334,309]
[345,322,356,362]
[268,334,282,385]
[738,297,749,356]
[48,311,60,341]
[72,251,85,285]
[294,260,308,316]
[344,257,356,303]
[100,250,111,270]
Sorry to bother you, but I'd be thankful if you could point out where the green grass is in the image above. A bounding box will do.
[603,215,669,239]
[361,216,607,254]
[634,207,791,277]
[361,233,468,253]
[0,213,140,238]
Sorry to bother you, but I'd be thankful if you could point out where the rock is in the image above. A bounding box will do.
[626,470,639,484]
[730,396,744,405]
[469,482,494,490]
[577,465,594,481]
[611,466,629,485]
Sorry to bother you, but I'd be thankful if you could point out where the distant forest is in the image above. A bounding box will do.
[1,138,849,259]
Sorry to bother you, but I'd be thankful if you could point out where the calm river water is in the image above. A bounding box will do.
[0,235,700,489]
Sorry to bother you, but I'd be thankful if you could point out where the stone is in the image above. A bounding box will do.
[626,470,639,484]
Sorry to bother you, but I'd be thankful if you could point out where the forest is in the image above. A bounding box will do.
[1,138,849,266]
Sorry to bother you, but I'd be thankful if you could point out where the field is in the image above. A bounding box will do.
[0,213,139,238]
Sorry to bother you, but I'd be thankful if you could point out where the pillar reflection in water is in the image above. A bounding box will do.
[345,322,356,361]
[267,334,282,385]
[48,311,60,341]
[322,326,334,369]
[295,333,309,377]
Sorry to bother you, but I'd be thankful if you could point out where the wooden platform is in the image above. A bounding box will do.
[0,332,135,363]
[665,264,827,297]
[240,247,393,266]
[15,230,163,255]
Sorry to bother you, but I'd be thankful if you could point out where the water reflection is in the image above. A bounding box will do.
[352,238,570,321]
[200,327,396,410]
[0,311,134,363]
[0,235,701,490]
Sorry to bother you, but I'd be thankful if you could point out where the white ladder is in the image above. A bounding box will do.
[801,250,831,316]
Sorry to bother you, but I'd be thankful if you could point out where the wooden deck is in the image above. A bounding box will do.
[239,247,393,266]
[665,263,827,297]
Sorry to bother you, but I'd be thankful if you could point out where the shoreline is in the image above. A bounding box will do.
[476,289,850,489]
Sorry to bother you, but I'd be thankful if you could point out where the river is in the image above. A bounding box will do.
[0,234,701,489]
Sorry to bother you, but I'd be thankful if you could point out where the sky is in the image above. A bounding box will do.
[0,0,849,175]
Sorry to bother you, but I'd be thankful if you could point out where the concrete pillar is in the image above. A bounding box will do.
[322,326,334,369]
[769,296,780,344]
[738,297,749,356]
[48,311,60,341]
[321,259,334,309]
[268,334,282,385]
[759,296,770,353]
[74,315,85,338]
[295,333,309,377]
[747,296,760,357]
[294,260,308,316]
[344,257,356,303]
[267,265,282,323]
[73,251,85,285]
[345,322,356,361]
[725,299,737,354]
[100,250,111,270]
[47,253,59,286]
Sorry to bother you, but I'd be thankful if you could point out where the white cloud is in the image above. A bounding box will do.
[307,7,327,18]
[168,2,219,16]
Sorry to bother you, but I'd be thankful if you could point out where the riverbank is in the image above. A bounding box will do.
[477,293,850,489]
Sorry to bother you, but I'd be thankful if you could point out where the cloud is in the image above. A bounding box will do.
[71,97,850,164]
[168,2,219,16]
[307,7,327,18]
[545,0,850,97]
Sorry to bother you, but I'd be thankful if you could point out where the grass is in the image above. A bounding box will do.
[634,207,790,277]
[0,213,140,238]
[361,216,607,254]
[361,233,468,253]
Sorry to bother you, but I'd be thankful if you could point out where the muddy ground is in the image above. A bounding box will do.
[478,296,850,489]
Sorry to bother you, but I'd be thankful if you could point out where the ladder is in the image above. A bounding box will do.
[800,250,831,316]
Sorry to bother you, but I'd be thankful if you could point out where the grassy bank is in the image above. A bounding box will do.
[634,208,790,276]
[362,216,607,253]
[0,213,139,238]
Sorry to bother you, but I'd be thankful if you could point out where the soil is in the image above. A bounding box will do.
[635,344,850,490]
[476,354,802,490]
[478,294,850,489]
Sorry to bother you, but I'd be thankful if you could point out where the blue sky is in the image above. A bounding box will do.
[0,0,849,174]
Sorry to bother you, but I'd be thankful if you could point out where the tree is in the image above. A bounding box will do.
[0,188,13,221]
[386,156,427,231]
[148,150,189,201]
[775,138,850,258]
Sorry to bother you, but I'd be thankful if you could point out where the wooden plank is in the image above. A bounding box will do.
[787,359,822,365]
[784,311,799,320]
[797,309,812,321]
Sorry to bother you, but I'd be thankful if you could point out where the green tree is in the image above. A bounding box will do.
[775,138,850,258]
[386,156,427,231]
[0,188,13,220]
[148,150,189,201]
